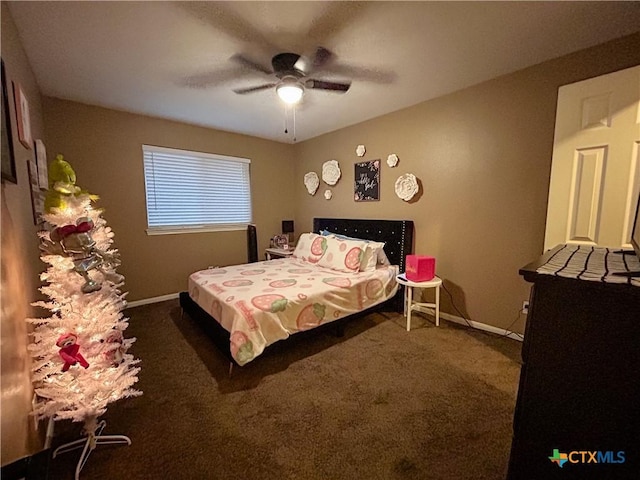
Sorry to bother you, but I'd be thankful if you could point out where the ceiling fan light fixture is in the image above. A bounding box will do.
[277,83,304,104]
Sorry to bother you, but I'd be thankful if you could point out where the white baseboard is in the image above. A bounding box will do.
[126,292,180,309]
[412,305,524,342]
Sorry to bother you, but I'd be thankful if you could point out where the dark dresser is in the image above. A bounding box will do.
[507,245,640,480]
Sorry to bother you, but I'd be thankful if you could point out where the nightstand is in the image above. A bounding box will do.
[395,274,442,331]
[265,247,294,260]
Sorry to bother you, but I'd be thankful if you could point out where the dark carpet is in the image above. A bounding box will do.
[48,299,522,480]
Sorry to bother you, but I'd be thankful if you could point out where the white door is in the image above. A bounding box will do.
[544,65,640,251]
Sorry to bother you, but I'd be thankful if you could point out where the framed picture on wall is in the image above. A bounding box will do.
[354,159,380,202]
[35,139,48,189]
[1,59,17,184]
[13,81,32,149]
[27,160,45,225]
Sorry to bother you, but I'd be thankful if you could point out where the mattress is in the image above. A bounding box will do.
[188,257,399,365]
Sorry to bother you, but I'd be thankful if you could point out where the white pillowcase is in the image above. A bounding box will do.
[292,232,327,263]
[377,248,391,266]
[317,236,369,273]
[320,231,387,272]
[359,240,386,271]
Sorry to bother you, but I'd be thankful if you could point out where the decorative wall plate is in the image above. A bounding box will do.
[324,189,332,200]
[387,153,399,168]
[395,173,419,201]
[322,160,341,185]
[356,145,366,157]
[304,172,319,195]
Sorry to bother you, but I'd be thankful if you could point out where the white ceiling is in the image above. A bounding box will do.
[7,1,640,144]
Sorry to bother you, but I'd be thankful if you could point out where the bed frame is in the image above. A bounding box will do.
[180,218,414,366]
[313,218,414,278]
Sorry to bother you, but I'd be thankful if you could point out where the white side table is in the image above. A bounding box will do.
[265,247,294,260]
[395,274,442,331]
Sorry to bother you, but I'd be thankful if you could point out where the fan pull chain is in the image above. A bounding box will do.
[283,104,297,142]
[284,104,288,134]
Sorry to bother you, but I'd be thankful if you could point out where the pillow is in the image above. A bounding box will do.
[317,236,368,273]
[292,233,327,263]
[358,240,385,271]
[377,248,391,266]
[320,231,387,271]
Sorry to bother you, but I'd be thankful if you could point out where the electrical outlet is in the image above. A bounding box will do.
[522,301,529,314]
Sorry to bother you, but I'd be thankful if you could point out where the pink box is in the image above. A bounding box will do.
[405,255,435,282]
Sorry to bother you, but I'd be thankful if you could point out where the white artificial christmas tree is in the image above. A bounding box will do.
[27,154,141,478]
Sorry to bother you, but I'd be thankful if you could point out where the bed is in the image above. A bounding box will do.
[179,218,414,366]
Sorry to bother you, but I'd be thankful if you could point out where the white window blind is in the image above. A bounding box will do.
[142,145,252,234]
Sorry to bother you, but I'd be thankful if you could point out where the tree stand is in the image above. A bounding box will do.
[52,418,131,480]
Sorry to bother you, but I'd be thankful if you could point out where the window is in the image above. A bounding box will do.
[142,145,251,234]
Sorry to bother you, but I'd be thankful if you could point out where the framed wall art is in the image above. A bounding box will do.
[13,80,32,149]
[28,160,45,225]
[354,159,380,202]
[1,59,17,184]
[35,139,48,189]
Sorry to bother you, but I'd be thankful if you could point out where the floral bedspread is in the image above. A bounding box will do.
[188,258,399,365]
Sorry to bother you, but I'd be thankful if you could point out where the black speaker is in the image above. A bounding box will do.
[282,220,294,243]
[282,220,294,234]
[247,224,258,263]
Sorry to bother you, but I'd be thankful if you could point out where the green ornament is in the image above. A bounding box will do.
[44,154,97,213]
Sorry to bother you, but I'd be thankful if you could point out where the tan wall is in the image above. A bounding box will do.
[42,99,296,302]
[2,4,639,464]
[292,33,640,334]
[1,2,47,465]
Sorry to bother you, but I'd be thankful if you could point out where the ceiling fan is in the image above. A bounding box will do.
[230,47,351,104]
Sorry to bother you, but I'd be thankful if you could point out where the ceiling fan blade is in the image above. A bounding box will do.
[306,79,351,92]
[317,64,396,84]
[230,54,273,75]
[312,47,333,68]
[178,3,279,54]
[306,3,369,49]
[232,83,276,94]
[181,68,244,89]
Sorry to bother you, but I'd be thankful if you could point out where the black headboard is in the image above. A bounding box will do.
[312,218,414,273]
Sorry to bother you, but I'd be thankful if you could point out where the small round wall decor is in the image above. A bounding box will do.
[356,145,366,157]
[322,160,341,185]
[395,173,419,201]
[324,189,333,200]
[304,172,319,195]
[387,153,399,167]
